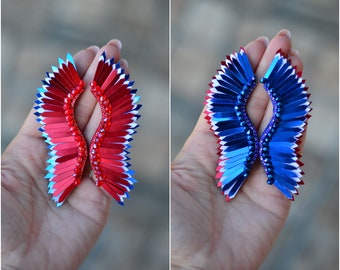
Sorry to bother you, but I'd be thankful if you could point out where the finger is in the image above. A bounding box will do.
[288,49,308,152]
[120,58,129,73]
[73,46,100,77]
[75,39,123,131]
[244,36,270,70]
[195,36,269,136]
[15,46,99,140]
[81,40,128,142]
[247,29,292,132]
[288,49,303,74]
[173,36,269,166]
[259,46,305,134]
[17,108,42,139]
[18,40,122,141]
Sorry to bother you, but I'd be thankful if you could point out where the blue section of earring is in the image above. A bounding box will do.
[205,48,258,200]
[205,49,311,201]
[259,51,310,199]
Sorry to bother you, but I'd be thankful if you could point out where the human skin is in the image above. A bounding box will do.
[171,29,305,270]
[1,29,306,270]
[1,39,128,270]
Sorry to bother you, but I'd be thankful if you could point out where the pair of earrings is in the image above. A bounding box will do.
[35,53,141,206]
[205,48,311,201]
[36,47,310,206]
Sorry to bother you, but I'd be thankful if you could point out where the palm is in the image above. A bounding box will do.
[171,31,302,269]
[172,135,290,269]
[2,41,123,270]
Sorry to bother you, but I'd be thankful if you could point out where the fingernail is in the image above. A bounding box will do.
[87,45,100,53]
[120,59,129,69]
[277,29,291,39]
[107,39,122,50]
[256,36,270,46]
[292,49,300,57]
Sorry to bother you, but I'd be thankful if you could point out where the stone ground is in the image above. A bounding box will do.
[2,0,339,269]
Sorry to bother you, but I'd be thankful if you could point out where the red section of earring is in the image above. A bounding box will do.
[64,80,88,186]
[90,81,111,187]
[36,52,140,206]
[35,54,90,206]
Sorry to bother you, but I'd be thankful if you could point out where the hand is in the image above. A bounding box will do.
[1,39,128,270]
[171,29,305,269]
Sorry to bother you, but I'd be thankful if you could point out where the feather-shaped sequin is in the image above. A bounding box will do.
[260,51,311,200]
[35,54,87,206]
[35,52,141,206]
[205,49,311,201]
[89,53,141,205]
[205,48,258,200]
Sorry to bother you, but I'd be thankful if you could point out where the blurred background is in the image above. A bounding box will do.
[172,0,338,269]
[2,0,339,269]
[2,0,169,269]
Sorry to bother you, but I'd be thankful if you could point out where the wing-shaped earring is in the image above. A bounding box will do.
[35,54,88,206]
[35,52,141,206]
[259,51,311,200]
[205,48,311,201]
[205,48,259,201]
[89,53,141,205]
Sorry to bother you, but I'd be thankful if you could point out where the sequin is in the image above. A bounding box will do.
[205,49,311,201]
